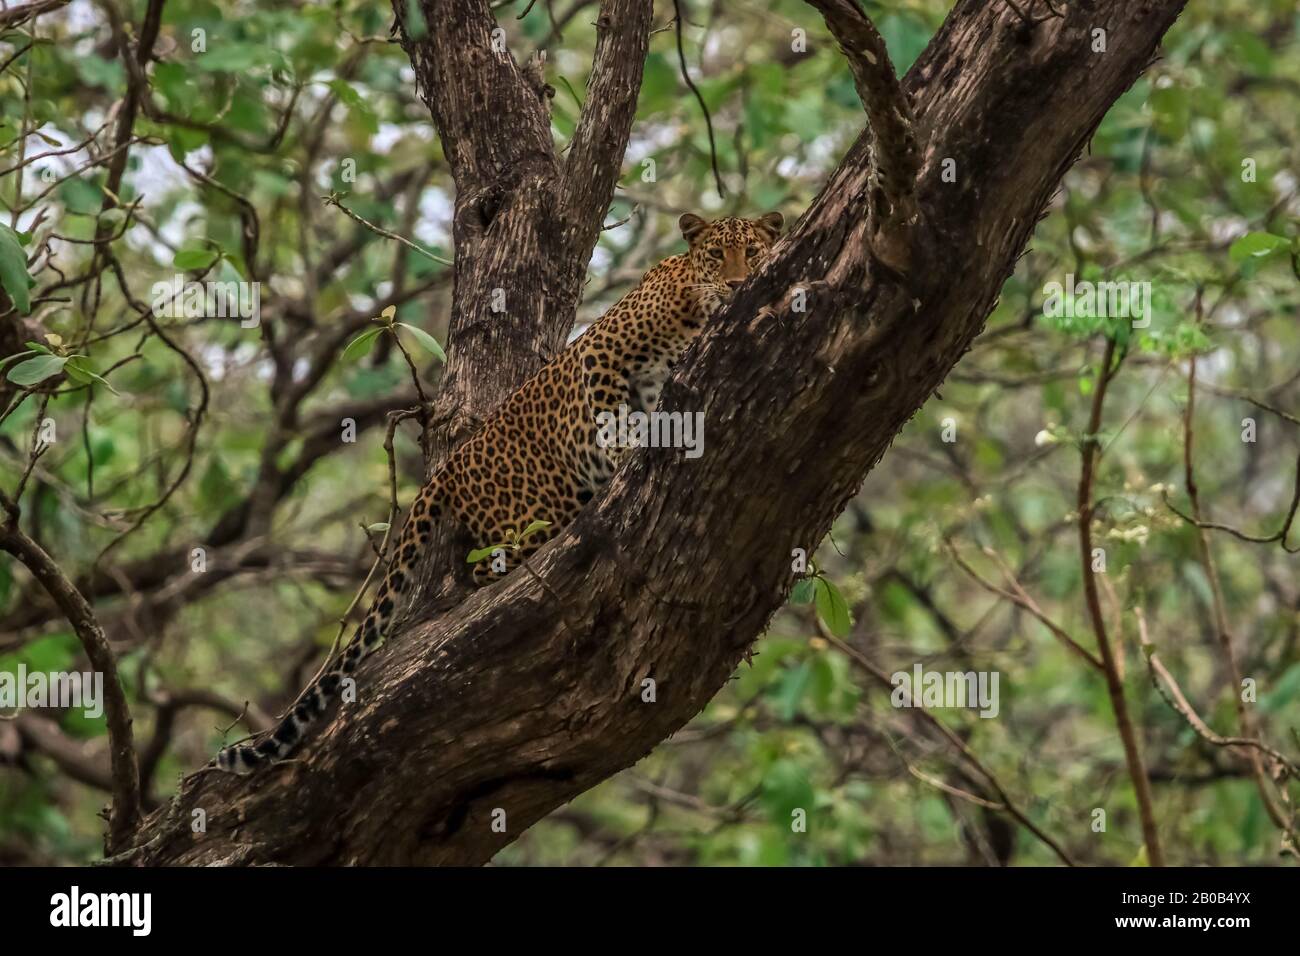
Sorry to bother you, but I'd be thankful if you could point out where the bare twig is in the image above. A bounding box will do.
[1077,337,1164,866]
[1179,357,1291,830]
[91,252,210,569]
[1163,449,1300,553]
[0,0,71,30]
[322,193,454,266]
[671,0,725,198]
[945,538,1104,672]
[0,523,142,852]
[274,406,422,723]
[1137,609,1299,780]
[818,624,1075,866]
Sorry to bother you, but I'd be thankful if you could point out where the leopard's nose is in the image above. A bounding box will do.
[726,277,744,290]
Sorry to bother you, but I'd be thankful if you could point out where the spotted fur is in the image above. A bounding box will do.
[214,212,783,773]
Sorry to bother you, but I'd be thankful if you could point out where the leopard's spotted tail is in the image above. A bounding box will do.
[214,482,444,774]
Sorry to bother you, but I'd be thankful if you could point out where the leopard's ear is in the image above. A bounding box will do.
[757,211,784,240]
[678,213,708,244]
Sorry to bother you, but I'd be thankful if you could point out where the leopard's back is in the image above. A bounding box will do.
[442,347,596,581]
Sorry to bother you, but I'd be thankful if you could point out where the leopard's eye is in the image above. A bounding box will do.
[708,247,723,260]
[746,245,759,258]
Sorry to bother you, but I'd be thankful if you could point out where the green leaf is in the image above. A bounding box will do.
[760,758,815,824]
[327,79,366,110]
[342,326,384,361]
[327,79,378,135]
[1228,232,1289,264]
[467,544,504,564]
[57,176,103,215]
[1109,315,1132,355]
[0,631,78,676]
[1228,30,1273,76]
[878,11,931,73]
[152,61,195,111]
[404,0,428,40]
[813,577,852,637]
[0,223,32,314]
[198,458,241,513]
[194,42,274,74]
[7,354,67,386]
[165,126,209,161]
[1260,663,1300,715]
[520,519,551,541]
[0,351,33,369]
[1149,86,1190,138]
[809,653,841,712]
[637,53,677,116]
[63,355,119,394]
[74,54,124,93]
[773,660,813,721]
[556,75,583,110]
[395,322,447,362]
[366,522,390,534]
[790,578,815,605]
[173,245,219,271]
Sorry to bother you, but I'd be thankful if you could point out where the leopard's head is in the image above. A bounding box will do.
[679,212,784,315]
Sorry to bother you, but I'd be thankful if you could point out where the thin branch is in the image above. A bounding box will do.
[12,714,118,796]
[0,522,142,852]
[1180,356,1291,829]
[91,251,210,569]
[322,193,453,265]
[258,407,422,735]
[1162,450,1300,553]
[1137,609,1300,779]
[945,538,1105,672]
[671,0,725,198]
[1196,378,1300,428]
[1076,337,1164,866]
[0,0,71,29]
[819,626,1075,866]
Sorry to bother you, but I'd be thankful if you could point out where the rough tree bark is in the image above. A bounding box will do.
[115,0,1187,865]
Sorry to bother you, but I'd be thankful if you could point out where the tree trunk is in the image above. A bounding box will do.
[116,0,1187,865]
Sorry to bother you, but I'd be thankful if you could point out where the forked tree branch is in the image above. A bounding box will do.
[392,0,654,469]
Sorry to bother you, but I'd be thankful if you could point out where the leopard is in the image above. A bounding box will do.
[215,211,784,773]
